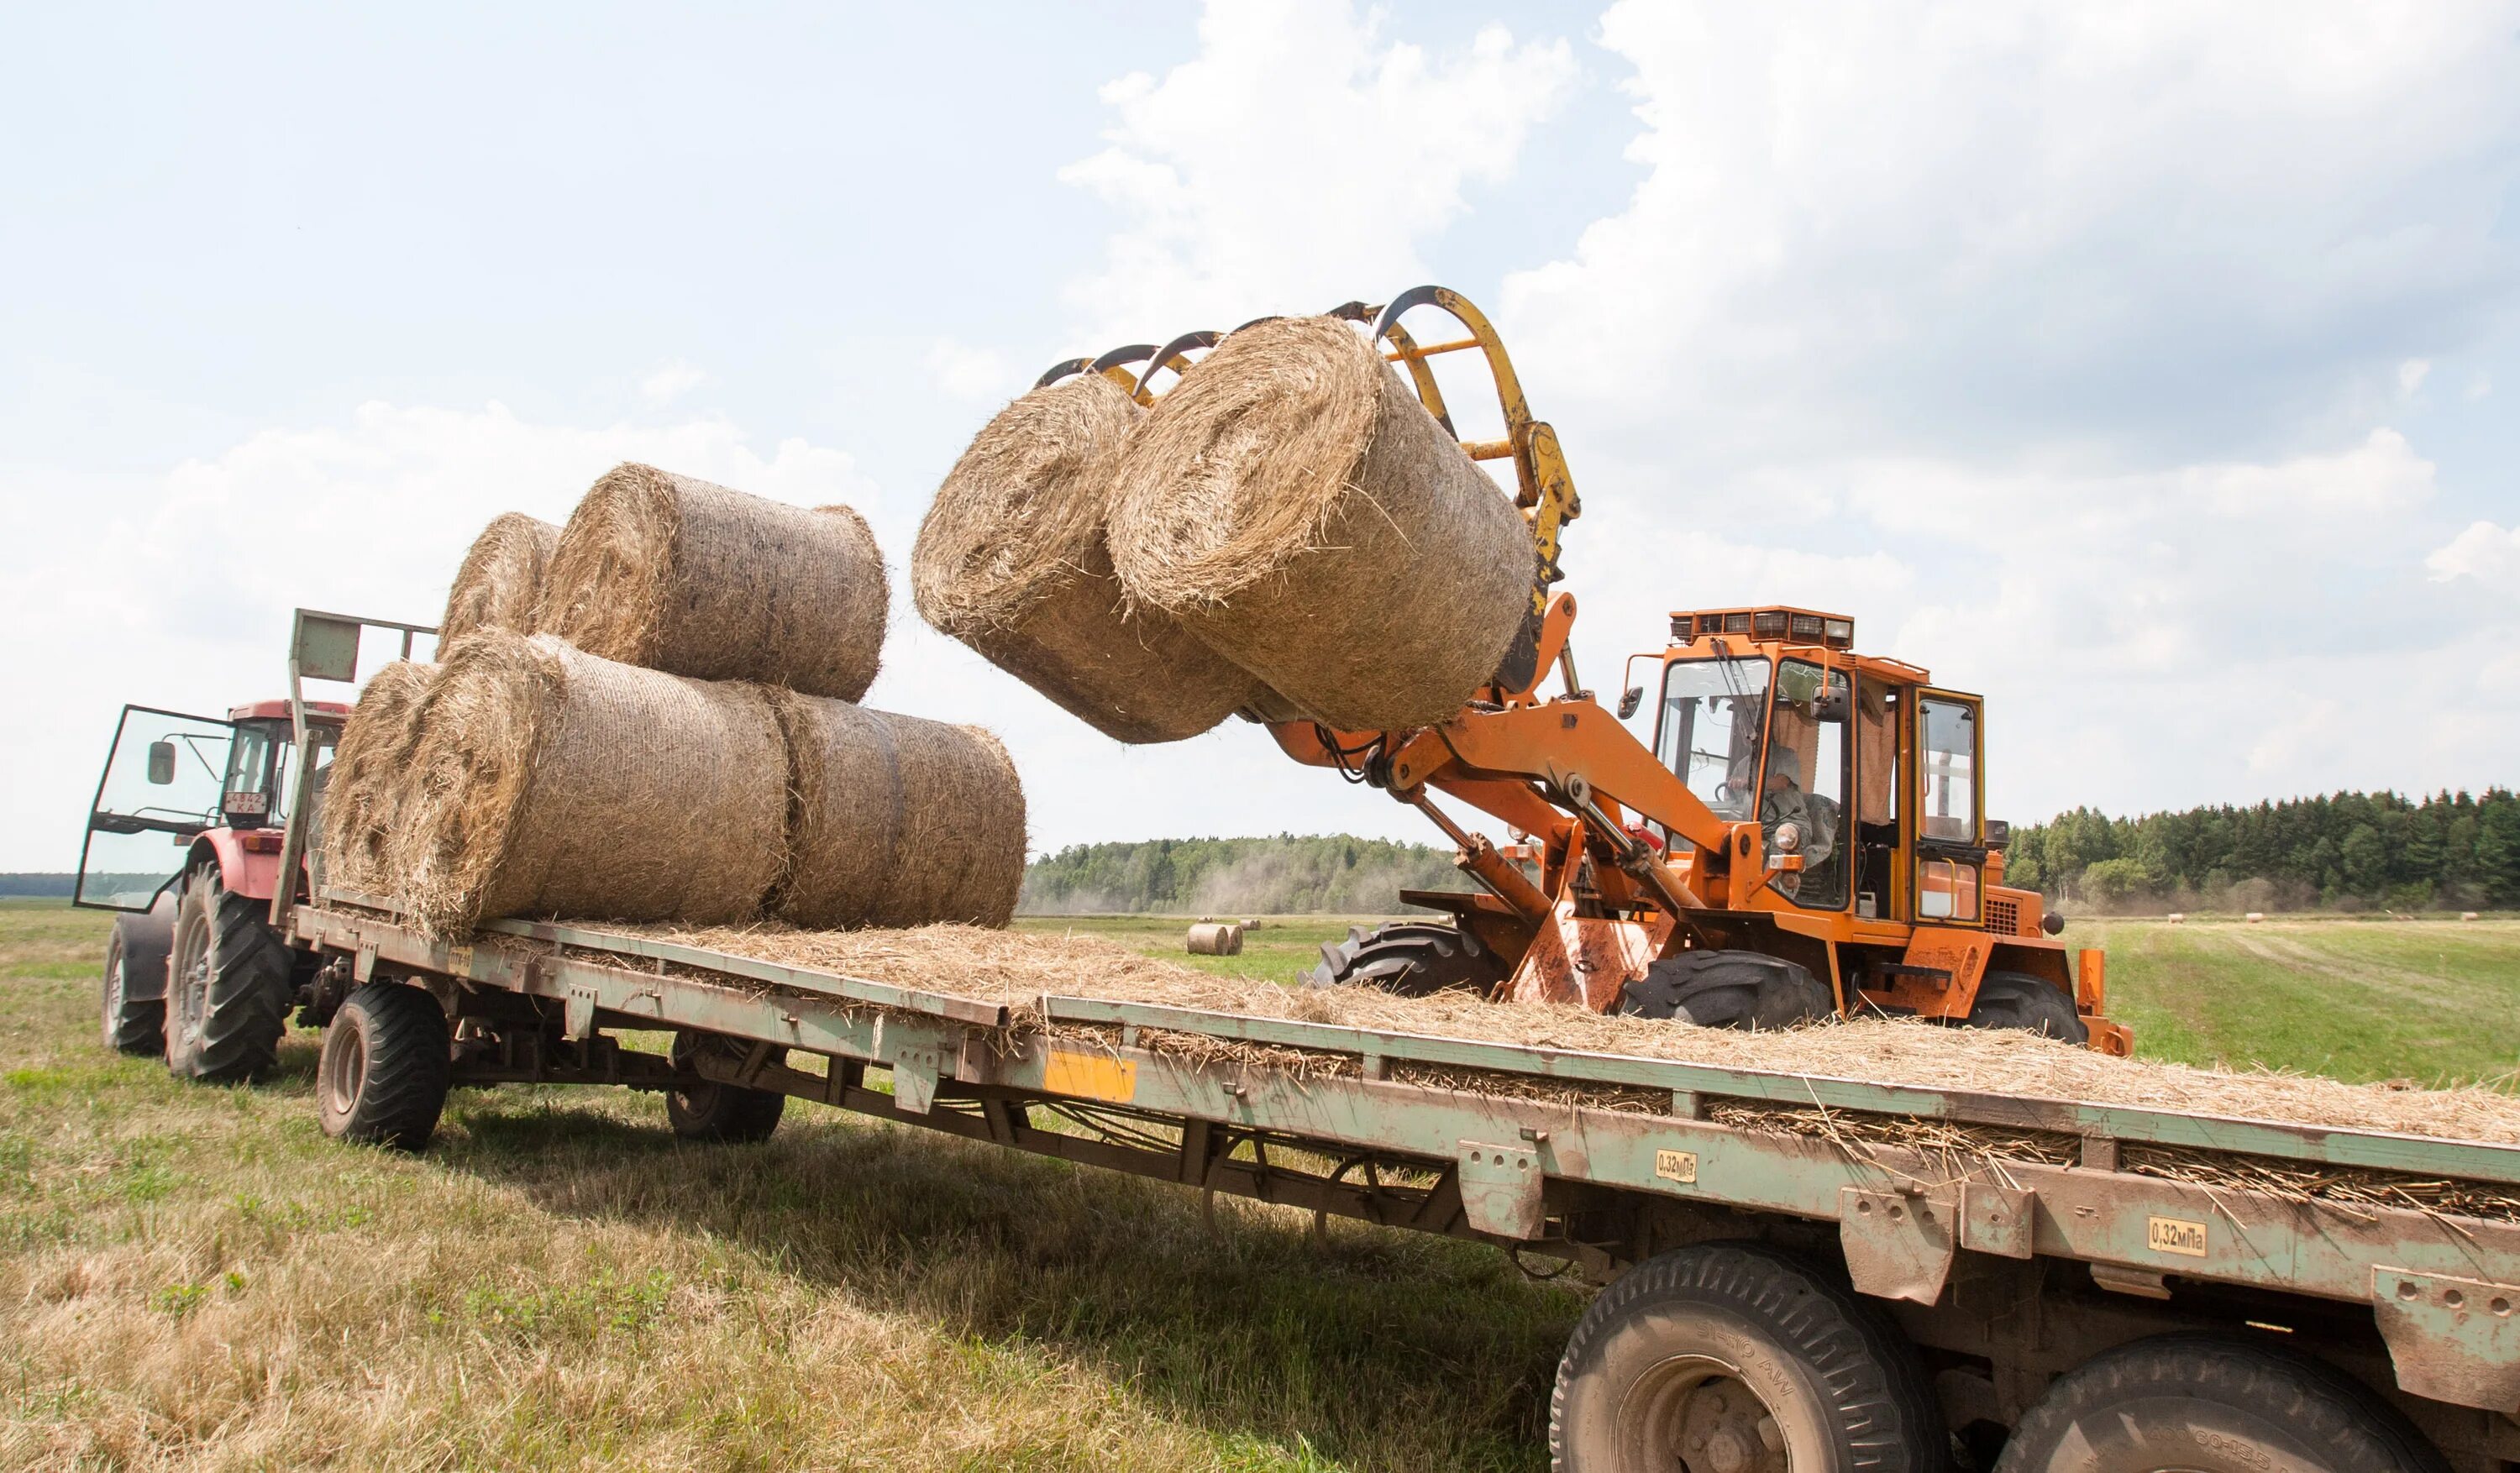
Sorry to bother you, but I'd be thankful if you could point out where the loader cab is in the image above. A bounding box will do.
[1646,608,1986,926]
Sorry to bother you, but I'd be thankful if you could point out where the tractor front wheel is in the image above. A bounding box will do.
[164,862,294,1083]
[101,904,176,1056]
[1962,971,2087,1044]
[1617,951,1833,1030]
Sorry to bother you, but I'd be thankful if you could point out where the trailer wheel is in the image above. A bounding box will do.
[666,1034,786,1144]
[165,862,294,1082]
[101,905,175,1056]
[1617,951,1833,1030]
[317,983,451,1151]
[1551,1241,1944,1472]
[1305,922,1507,997]
[1993,1333,2448,1472]
[1962,972,2087,1044]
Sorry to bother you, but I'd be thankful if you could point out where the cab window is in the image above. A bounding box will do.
[1653,658,1771,821]
[1769,662,1849,909]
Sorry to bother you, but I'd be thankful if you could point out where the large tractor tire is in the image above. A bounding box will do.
[1995,1334,2447,1473]
[1962,971,2087,1044]
[317,983,452,1151]
[1617,951,1834,1030]
[164,861,294,1083]
[100,902,176,1056]
[1551,1241,1945,1472]
[666,1032,786,1144]
[1305,921,1509,998]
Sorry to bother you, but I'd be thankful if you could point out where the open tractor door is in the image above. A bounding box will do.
[1050,286,2127,1053]
[75,610,432,1078]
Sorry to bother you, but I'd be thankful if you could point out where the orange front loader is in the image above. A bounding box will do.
[1053,287,2128,1053]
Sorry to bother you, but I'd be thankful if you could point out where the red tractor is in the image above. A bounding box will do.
[78,611,431,1082]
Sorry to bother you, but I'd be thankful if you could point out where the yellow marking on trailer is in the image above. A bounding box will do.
[1043,1050,1138,1103]
[2148,1216,2208,1257]
[1655,1148,1698,1185]
[444,944,474,976]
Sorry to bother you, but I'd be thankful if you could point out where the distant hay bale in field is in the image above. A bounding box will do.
[318,660,438,897]
[2246,912,2265,924]
[537,464,886,700]
[769,689,1026,930]
[914,374,1269,742]
[392,632,785,935]
[2465,911,2482,922]
[1106,315,1534,731]
[438,513,559,641]
[1185,921,1243,956]
[2166,912,2185,925]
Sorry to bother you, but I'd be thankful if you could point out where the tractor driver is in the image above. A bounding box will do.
[1759,748,1832,898]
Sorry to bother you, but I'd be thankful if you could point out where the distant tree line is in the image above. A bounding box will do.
[1020,835,1460,915]
[2007,789,2520,913]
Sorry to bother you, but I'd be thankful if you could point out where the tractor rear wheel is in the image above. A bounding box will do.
[317,983,451,1151]
[1305,921,1509,997]
[1617,951,1834,1030]
[101,905,175,1056]
[1962,971,2087,1044]
[164,862,294,1083]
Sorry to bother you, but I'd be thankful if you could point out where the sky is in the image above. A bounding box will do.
[3,0,2517,872]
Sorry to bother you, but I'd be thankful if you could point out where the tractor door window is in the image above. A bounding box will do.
[76,705,234,912]
[1914,695,1982,922]
[1853,683,1898,920]
[1769,662,1849,909]
[1653,658,1772,822]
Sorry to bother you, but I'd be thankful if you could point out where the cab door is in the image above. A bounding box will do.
[76,705,235,912]
[1908,689,1985,925]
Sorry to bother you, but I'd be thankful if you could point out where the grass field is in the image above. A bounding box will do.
[3,901,2516,1468]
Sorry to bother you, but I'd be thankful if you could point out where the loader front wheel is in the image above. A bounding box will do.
[1616,951,1832,1030]
[1962,971,2087,1044]
[318,983,451,1151]
[165,862,294,1083]
[1305,922,1508,998]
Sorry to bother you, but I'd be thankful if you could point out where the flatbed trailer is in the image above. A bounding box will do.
[286,894,2520,1471]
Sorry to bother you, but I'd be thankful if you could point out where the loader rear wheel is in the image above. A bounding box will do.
[101,906,175,1056]
[165,862,293,1083]
[667,1033,786,1144]
[1551,1241,1945,1472]
[1963,971,2087,1044]
[1305,922,1508,997]
[1993,1333,2448,1472]
[318,983,451,1151]
[1616,951,1833,1030]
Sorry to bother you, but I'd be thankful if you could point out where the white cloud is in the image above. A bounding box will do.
[639,359,706,406]
[2397,358,2433,400]
[2426,520,2520,586]
[1059,0,1575,337]
[923,338,1016,401]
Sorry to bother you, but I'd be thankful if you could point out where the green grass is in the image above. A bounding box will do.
[1011,914,1394,984]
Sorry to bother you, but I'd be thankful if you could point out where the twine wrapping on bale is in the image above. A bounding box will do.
[1106,316,1535,731]
[1185,921,1243,956]
[537,464,887,700]
[438,513,559,642]
[391,631,786,935]
[318,660,438,897]
[769,689,1026,930]
[915,373,1271,743]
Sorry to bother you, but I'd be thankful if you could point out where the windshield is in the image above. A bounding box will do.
[1653,658,1772,820]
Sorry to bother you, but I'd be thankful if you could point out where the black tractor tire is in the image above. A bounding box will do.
[164,862,294,1083]
[666,1033,786,1144]
[1962,971,2087,1044]
[100,904,176,1056]
[1994,1333,2448,1473]
[1551,1240,1945,1472]
[1617,951,1834,1030]
[1305,921,1509,997]
[317,983,452,1151]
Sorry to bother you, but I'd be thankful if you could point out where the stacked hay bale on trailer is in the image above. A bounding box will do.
[438,512,559,642]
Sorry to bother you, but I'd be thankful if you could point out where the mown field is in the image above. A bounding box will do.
[3,902,2516,1469]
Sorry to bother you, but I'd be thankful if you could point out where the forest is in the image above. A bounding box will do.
[1018,835,1459,916]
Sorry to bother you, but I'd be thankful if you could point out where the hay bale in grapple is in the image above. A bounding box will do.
[438,512,559,642]
[915,373,1269,743]
[318,659,438,897]
[537,463,886,700]
[1106,315,1533,731]
[769,689,1025,930]
[391,631,785,935]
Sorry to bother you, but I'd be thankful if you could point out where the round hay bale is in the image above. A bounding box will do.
[1105,316,1534,731]
[915,374,1269,743]
[1185,921,1243,957]
[769,689,1026,930]
[537,463,887,700]
[318,659,439,898]
[391,632,786,935]
[438,513,559,642]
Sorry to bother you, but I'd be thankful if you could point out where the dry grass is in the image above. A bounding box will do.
[1105,316,1531,731]
[1,906,1574,1470]
[437,512,559,642]
[916,373,1265,743]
